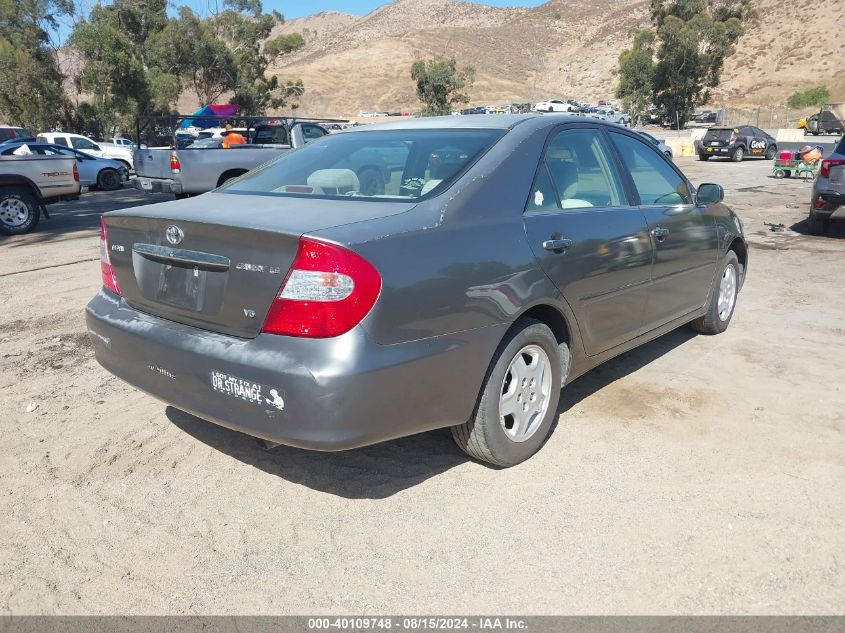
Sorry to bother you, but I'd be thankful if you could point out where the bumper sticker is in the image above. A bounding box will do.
[211,370,264,404]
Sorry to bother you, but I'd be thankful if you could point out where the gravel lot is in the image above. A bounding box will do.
[1,158,843,615]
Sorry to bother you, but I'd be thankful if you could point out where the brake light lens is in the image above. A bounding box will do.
[169,152,181,174]
[262,238,381,338]
[820,159,844,179]
[73,162,79,182]
[99,217,121,296]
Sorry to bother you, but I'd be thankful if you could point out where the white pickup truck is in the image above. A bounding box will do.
[133,120,329,197]
[36,132,134,171]
[0,154,81,234]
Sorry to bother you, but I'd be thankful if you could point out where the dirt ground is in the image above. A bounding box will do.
[1,158,843,615]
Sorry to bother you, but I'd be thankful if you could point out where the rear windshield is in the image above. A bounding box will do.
[222,128,504,201]
[704,129,735,140]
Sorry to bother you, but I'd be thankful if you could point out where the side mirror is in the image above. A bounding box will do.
[92,144,101,151]
[696,183,724,205]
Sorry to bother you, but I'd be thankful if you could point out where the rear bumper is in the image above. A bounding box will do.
[812,190,845,217]
[131,176,182,195]
[85,290,505,451]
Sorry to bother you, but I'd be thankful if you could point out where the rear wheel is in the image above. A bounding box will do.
[97,168,121,191]
[690,251,740,335]
[732,146,744,162]
[0,187,40,235]
[451,319,563,467]
[773,169,785,179]
[807,211,830,235]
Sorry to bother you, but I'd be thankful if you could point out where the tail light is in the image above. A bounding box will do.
[820,159,844,179]
[99,217,121,296]
[262,238,381,338]
[815,198,827,209]
[72,162,79,182]
[169,152,181,174]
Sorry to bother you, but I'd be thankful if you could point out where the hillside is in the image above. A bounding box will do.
[267,0,844,118]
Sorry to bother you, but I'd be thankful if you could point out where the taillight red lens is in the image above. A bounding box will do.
[262,238,381,338]
[73,162,79,182]
[820,159,844,179]
[99,217,121,296]
[169,152,181,174]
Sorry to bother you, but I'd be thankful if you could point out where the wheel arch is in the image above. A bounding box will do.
[728,236,748,289]
[0,175,44,205]
[217,169,248,188]
[513,303,575,383]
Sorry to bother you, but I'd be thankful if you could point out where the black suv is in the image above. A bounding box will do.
[698,126,777,162]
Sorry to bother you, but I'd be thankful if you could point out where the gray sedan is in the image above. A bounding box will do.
[86,115,747,467]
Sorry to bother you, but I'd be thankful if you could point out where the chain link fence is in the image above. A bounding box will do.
[707,105,797,130]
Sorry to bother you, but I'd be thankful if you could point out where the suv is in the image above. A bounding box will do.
[698,125,776,162]
[808,135,845,235]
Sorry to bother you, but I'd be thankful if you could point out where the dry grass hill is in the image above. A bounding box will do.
[266,0,844,118]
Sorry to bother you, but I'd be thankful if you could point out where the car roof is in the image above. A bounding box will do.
[341,113,561,132]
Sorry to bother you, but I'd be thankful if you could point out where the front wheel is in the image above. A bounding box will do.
[698,154,710,161]
[732,146,744,162]
[451,319,564,467]
[764,145,777,160]
[0,187,40,235]
[690,251,740,335]
[97,168,121,191]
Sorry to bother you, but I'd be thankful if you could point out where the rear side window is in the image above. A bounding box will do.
[525,163,558,212]
[542,128,625,209]
[301,124,327,144]
[609,131,692,205]
[51,137,69,147]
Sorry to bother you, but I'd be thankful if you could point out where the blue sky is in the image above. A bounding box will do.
[55,0,547,42]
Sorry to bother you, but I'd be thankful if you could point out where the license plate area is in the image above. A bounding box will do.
[156,263,207,311]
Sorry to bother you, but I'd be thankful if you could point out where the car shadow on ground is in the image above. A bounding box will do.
[167,326,698,499]
[790,217,845,239]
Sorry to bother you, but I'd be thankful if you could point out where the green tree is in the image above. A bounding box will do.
[410,58,475,116]
[787,85,830,109]
[615,29,655,127]
[618,0,755,127]
[0,0,74,131]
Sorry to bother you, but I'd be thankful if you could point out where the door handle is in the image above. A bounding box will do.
[542,238,573,252]
[651,227,669,242]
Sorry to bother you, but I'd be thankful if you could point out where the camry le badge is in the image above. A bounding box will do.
[165,225,184,245]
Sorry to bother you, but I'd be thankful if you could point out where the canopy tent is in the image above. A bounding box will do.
[177,104,240,129]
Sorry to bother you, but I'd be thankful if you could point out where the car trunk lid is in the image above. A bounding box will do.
[133,147,174,179]
[103,192,416,338]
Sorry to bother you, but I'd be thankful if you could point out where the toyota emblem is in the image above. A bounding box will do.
[165,225,184,245]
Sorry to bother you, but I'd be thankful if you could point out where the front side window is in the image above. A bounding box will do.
[223,128,503,202]
[609,131,692,205]
[543,128,625,209]
[71,137,95,150]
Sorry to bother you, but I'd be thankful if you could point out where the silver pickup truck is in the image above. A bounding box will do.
[0,154,81,234]
[133,121,329,197]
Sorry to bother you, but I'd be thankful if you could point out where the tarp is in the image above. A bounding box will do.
[178,104,240,129]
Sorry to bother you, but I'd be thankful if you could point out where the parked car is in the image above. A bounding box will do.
[133,121,329,197]
[636,131,673,158]
[0,153,80,234]
[87,114,746,467]
[697,126,777,162]
[806,106,844,136]
[106,137,135,148]
[0,142,128,191]
[0,125,35,145]
[534,99,576,113]
[808,134,845,235]
[36,132,134,171]
[693,111,719,125]
[589,110,631,126]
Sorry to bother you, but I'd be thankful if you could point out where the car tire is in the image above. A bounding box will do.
[732,146,744,162]
[690,250,741,335]
[807,211,829,235]
[97,168,121,191]
[698,154,710,161]
[548,107,554,113]
[0,187,40,236]
[764,145,777,160]
[451,318,564,467]
[773,169,785,179]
